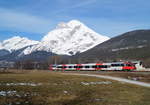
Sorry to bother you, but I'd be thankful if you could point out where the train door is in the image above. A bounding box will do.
[76,64,82,71]
[95,63,103,70]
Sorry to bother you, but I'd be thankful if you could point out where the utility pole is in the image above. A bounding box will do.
[54,56,57,65]
[33,62,38,70]
[20,62,23,70]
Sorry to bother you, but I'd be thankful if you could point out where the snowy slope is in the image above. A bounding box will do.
[22,20,109,55]
[0,36,39,52]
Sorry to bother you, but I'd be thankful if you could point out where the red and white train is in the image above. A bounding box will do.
[49,61,139,71]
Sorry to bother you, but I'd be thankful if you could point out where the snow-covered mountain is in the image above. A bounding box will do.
[0,36,39,52]
[0,20,110,61]
[22,20,109,55]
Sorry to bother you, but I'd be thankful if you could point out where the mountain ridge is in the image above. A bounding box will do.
[0,20,109,60]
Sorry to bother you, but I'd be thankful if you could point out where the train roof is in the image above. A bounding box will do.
[53,61,135,66]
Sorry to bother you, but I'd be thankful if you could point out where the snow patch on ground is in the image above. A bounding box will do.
[0,91,17,96]
[0,83,42,86]
[81,81,112,85]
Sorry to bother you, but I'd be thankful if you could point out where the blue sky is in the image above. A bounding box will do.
[0,0,150,41]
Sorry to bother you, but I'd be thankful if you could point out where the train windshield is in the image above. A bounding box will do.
[125,64,134,66]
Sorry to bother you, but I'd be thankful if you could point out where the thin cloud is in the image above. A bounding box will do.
[54,0,97,14]
[71,0,97,8]
[0,8,53,34]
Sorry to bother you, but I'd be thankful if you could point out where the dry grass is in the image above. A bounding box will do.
[0,71,149,105]
[63,71,150,83]
[91,71,150,83]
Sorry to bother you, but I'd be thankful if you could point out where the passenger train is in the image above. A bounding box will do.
[49,61,141,71]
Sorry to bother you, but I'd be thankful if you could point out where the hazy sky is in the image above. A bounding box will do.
[0,0,149,41]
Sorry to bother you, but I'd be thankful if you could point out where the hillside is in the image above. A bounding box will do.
[74,30,150,67]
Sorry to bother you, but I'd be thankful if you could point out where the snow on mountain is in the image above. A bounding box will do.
[0,42,2,48]
[22,20,109,55]
[0,36,39,52]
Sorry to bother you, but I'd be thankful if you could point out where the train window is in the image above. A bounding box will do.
[92,66,96,68]
[73,66,83,68]
[52,66,56,67]
[121,64,125,66]
[96,65,108,68]
[111,64,116,66]
[57,66,63,68]
[112,64,117,66]
[111,64,124,67]
[85,66,90,68]
[102,65,108,68]
[140,62,142,65]
[68,66,72,68]
[63,66,67,68]
[96,65,99,68]
[74,66,77,68]
[77,66,83,68]
[126,64,132,66]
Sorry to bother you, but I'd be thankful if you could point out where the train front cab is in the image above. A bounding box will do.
[122,63,136,71]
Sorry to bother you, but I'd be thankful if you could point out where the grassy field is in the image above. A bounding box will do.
[0,70,149,105]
